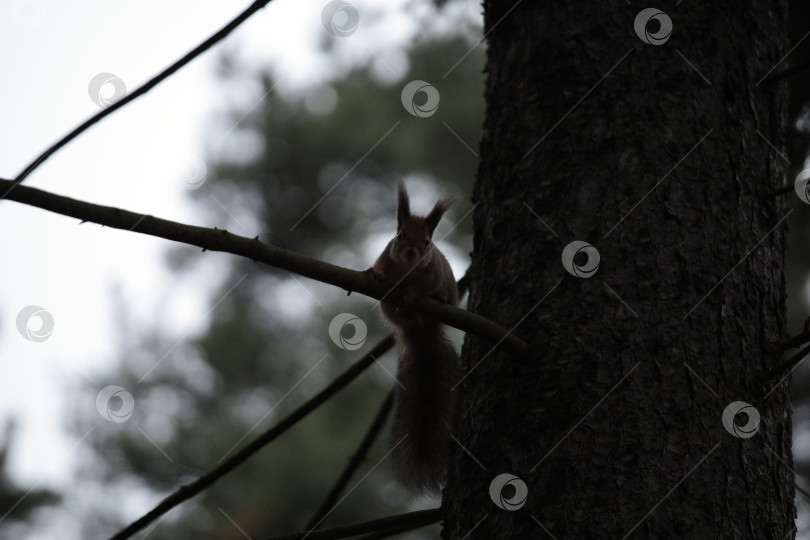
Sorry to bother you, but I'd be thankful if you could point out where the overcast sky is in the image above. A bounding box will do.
[0,0,475,536]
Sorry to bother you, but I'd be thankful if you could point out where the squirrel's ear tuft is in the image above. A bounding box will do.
[396,181,410,229]
[426,197,454,235]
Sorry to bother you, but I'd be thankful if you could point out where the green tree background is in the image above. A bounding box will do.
[67,12,484,540]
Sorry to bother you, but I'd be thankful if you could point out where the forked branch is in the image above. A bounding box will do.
[108,336,394,540]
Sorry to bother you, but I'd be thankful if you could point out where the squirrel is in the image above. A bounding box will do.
[367,181,459,495]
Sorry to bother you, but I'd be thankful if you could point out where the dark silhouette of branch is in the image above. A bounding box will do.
[761,317,810,383]
[770,182,798,197]
[353,521,436,540]
[263,509,441,540]
[2,0,275,196]
[776,317,810,354]
[763,57,810,85]
[108,336,394,540]
[0,178,530,357]
[306,390,395,531]
[797,481,810,501]
[761,342,810,386]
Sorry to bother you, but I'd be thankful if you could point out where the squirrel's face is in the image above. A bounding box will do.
[393,218,433,267]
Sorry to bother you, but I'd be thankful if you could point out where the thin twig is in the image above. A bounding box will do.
[761,342,810,385]
[760,317,810,383]
[770,182,798,197]
[306,390,395,531]
[763,57,810,85]
[797,481,810,501]
[353,520,439,540]
[0,178,529,357]
[775,317,810,354]
[107,336,394,540]
[263,509,441,540]
[3,0,275,194]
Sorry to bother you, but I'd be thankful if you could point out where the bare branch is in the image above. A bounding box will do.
[3,0,275,194]
[761,341,810,386]
[306,391,395,531]
[352,521,436,540]
[769,182,797,197]
[107,336,394,540]
[263,509,441,540]
[776,316,810,353]
[760,317,810,384]
[762,57,810,85]
[0,178,531,357]
[797,481,810,501]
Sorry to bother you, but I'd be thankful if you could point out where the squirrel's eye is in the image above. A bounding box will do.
[424,238,430,246]
[397,233,402,241]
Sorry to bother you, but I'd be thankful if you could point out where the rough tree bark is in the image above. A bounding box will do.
[444,2,794,539]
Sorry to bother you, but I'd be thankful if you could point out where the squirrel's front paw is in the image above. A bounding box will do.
[366,267,385,281]
[431,293,450,304]
[396,295,418,315]
[401,289,419,306]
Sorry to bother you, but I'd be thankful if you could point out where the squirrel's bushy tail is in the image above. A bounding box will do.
[391,324,459,495]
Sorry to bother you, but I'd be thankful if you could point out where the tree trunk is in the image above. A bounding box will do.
[444,3,794,539]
